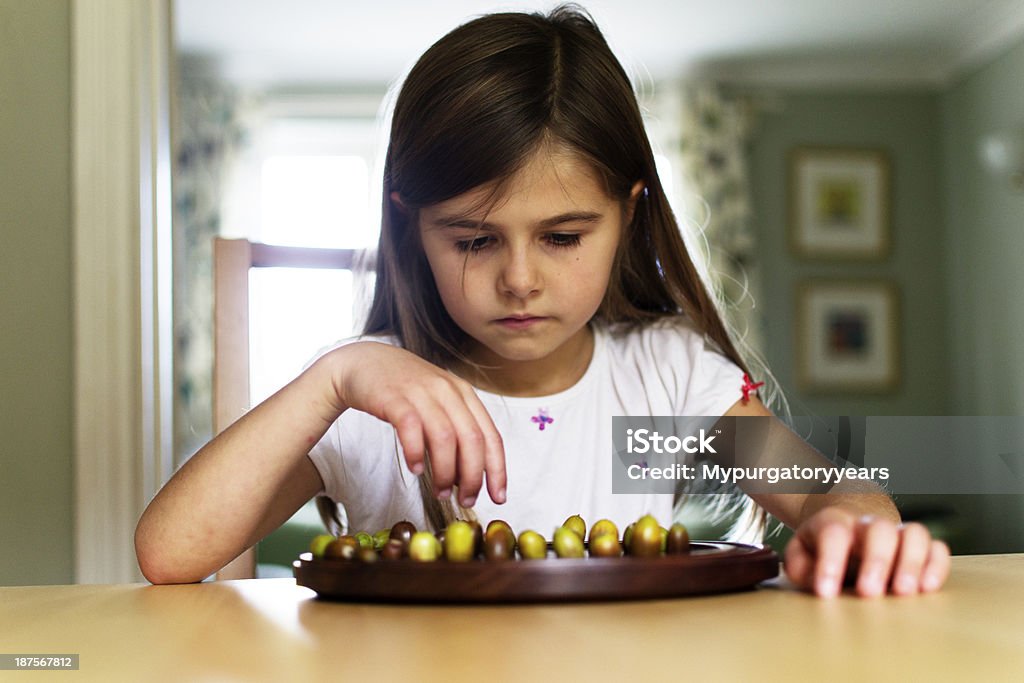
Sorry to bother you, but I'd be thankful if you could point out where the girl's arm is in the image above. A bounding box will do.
[135,353,340,584]
[135,342,506,584]
[721,397,951,598]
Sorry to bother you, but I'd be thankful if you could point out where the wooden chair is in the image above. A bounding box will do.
[213,237,358,579]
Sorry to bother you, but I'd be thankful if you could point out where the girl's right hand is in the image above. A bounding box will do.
[330,341,507,507]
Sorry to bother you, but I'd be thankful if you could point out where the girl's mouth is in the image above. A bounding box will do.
[496,316,547,330]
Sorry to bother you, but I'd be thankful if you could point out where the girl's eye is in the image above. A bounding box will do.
[454,235,493,252]
[546,233,582,248]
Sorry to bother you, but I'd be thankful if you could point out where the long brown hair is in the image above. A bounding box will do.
[320,4,766,538]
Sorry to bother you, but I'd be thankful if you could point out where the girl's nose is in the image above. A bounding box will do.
[498,248,541,299]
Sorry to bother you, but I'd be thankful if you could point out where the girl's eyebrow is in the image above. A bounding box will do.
[431,211,604,230]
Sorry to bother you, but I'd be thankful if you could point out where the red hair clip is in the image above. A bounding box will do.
[741,374,764,404]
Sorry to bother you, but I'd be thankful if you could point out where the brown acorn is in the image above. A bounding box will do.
[483,531,514,561]
[389,520,416,545]
[324,537,357,560]
[666,522,691,554]
[380,538,405,560]
[485,520,516,547]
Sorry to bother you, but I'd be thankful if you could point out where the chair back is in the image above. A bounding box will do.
[213,237,357,579]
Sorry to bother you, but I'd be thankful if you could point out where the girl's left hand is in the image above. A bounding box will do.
[784,507,951,598]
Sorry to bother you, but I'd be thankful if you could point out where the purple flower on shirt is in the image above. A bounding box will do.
[531,409,554,431]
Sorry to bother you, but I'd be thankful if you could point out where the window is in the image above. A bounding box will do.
[223,105,384,404]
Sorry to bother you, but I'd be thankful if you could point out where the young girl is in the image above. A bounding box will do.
[136,5,950,598]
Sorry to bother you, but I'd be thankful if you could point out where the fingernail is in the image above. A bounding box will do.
[437,488,451,500]
[497,487,506,504]
[896,574,916,594]
[922,574,940,592]
[868,573,884,595]
[461,495,476,507]
[818,577,839,598]
[411,462,424,475]
[860,571,882,596]
[817,563,841,597]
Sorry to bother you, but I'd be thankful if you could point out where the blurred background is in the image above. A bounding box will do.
[3,0,1024,584]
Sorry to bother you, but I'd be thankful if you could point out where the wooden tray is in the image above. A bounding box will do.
[293,541,778,603]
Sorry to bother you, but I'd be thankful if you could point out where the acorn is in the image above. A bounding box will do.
[372,529,391,551]
[622,523,635,553]
[553,526,585,558]
[485,520,516,548]
[380,538,405,560]
[517,530,547,560]
[389,520,416,545]
[467,520,484,557]
[562,514,586,540]
[630,515,662,558]
[408,531,442,561]
[666,522,691,554]
[588,519,619,543]
[309,534,335,558]
[341,535,362,549]
[356,546,379,563]
[444,520,476,562]
[324,537,357,560]
[483,531,514,561]
[589,532,623,558]
[354,531,374,549]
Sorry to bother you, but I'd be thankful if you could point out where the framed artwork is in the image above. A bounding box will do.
[789,147,890,260]
[795,280,900,393]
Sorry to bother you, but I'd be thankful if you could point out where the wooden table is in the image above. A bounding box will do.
[2,555,1021,681]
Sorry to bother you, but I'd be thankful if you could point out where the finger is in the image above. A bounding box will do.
[426,378,491,506]
[383,399,427,476]
[412,396,460,497]
[921,540,951,593]
[811,522,854,598]
[890,522,932,595]
[783,535,814,590]
[443,394,487,507]
[457,384,507,505]
[853,518,900,598]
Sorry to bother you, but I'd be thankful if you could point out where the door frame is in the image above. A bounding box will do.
[71,0,174,583]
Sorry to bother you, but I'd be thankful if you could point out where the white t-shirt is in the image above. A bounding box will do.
[307,317,746,535]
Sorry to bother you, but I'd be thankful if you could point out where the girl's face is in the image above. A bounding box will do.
[414,146,642,372]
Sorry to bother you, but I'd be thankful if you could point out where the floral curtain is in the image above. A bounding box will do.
[172,74,250,465]
[677,83,764,358]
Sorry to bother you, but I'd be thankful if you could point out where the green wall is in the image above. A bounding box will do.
[0,0,74,584]
[745,38,1024,554]
[748,90,949,416]
[745,89,966,550]
[942,41,1024,415]
[941,39,1024,553]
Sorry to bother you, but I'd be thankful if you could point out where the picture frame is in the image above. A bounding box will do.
[789,147,890,260]
[795,279,900,393]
